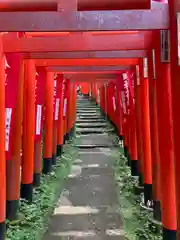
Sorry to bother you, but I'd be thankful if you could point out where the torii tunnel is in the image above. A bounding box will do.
[1,0,180,239]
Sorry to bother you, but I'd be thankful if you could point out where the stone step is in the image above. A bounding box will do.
[76,128,115,134]
[77,110,98,113]
[77,116,103,120]
[76,124,107,129]
[77,105,97,108]
[76,119,106,123]
[77,113,100,116]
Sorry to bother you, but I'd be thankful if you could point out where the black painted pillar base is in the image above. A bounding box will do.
[153,200,161,222]
[139,173,144,186]
[127,152,131,166]
[42,158,52,174]
[64,133,69,144]
[124,145,128,158]
[130,160,139,176]
[163,228,176,240]
[66,132,70,141]
[144,183,152,205]
[6,200,19,221]
[57,145,63,157]
[0,222,5,240]
[20,183,33,203]
[33,173,41,187]
[68,129,72,140]
[71,126,75,138]
[52,154,57,165]
[119,135,124,141]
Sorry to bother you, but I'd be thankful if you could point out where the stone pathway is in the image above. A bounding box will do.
[43,96,124,240]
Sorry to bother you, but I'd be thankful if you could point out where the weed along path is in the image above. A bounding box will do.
[43,97,125,239]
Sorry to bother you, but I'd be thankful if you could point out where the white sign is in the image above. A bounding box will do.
[122,73,128,80]
[177,14,180,65]
[121,92,126,114]
[112,96,116,111]
[136,65,140,86]
[5,108,12,151]
[36,105,42,135]
[63,98,67,117]
[152,49,156,80]
[55,98,60,120]
[143,58,148,78]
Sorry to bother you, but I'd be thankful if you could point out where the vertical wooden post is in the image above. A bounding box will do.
[139,58,152,206]
[43,72,54,174]
[148,49,161,221]
[57,76,64,156]
[0,36,6,239]
[155,29,177,238]
[6,61,24,219]
[134,66,144,186]
[168,1,180,238]
[116,79,124,140]
[52,76,58,165]
[34,140,42,185]
[21,59,36,203]
[67,82,72,140]
[34,68,45,186]
[129,109,138,176]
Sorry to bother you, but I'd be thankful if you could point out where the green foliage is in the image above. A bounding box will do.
[6,143,77,240]
[113,149,162,240]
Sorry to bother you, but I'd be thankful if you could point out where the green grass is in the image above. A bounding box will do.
[112,147,162,240]
[6,142,78,240]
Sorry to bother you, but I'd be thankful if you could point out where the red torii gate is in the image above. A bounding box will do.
[0,1,174,240]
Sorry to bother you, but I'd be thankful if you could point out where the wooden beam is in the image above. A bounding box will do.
[3,32,152,52]
[34,58,138,67]
[25,50,147,59]
[0,2,168,31]
[0,0,57,11]
[0,0,150,11]
[78,0,150,10]
[64,73,117,81]
[47,65,130,72]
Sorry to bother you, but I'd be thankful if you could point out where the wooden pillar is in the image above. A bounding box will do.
[43,72,54,174]
[148,49,161,221]
[6,60,24,220]
[168,1,180,238]
[52,77,58,165]
[155,29,177,238]
[57,76,64,157]
[134,66,144,185]
[129,108,138,176]
[0,36,6,239]
[21,59,36,203]
[139,58,152,206]
[34,68,45,186]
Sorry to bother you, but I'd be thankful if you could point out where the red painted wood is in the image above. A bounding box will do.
[25,50,148,59]
[0,2,168,31]
[3,33,152,53]
[154,31,177,234]
[34,59,138,67]
[46,66,131,72]
[78,0,150,10]
[168,0,180,237]
[0,0,57,11]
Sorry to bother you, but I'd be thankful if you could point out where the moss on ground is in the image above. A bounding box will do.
[6,142,77,240]
[112,147,162,240]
